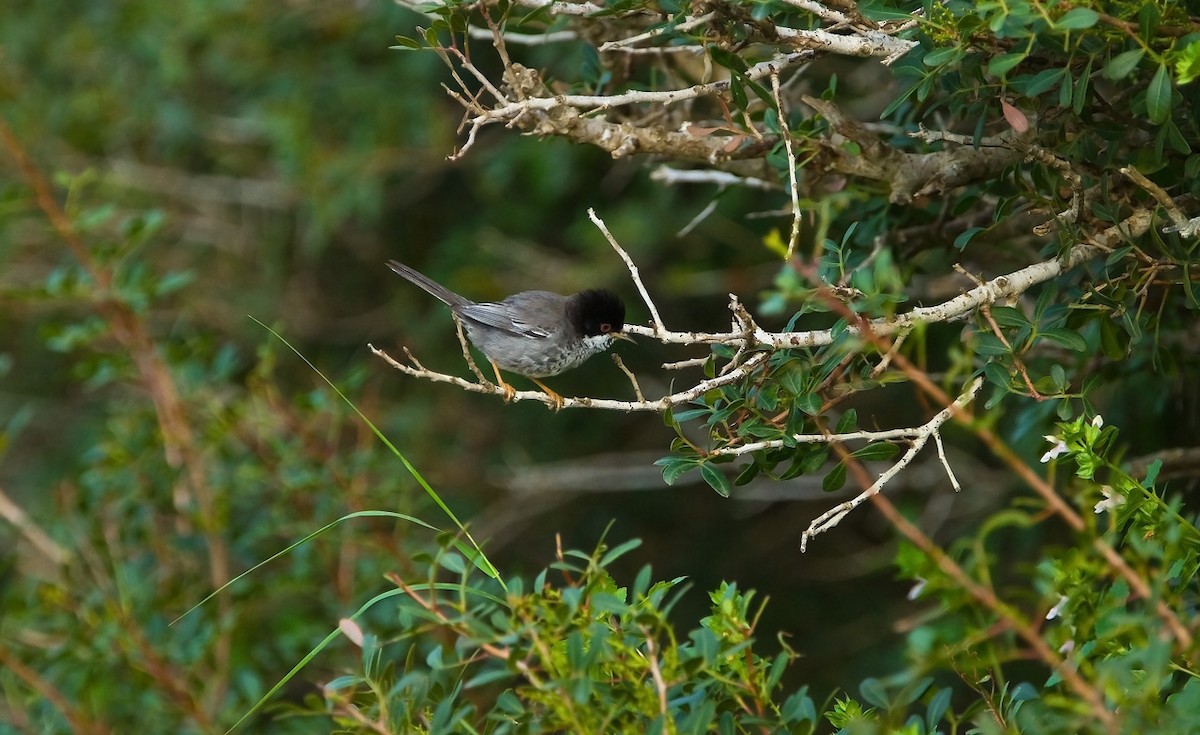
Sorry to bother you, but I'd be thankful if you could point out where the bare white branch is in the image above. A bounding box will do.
[774,25,917,64]
[800,377,984,551]
[464,26,580,44]
[623,206,1156,348]
[650,166,780,190]
[510,0,605,15]
[662,356,710,370]
[466,52,811,127]
[599,13,716,50]
[933,430,961,492]
[370,345,769,412]
[713,426,931,458]
[776,0,854,25]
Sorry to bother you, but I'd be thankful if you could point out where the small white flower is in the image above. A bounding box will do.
[1041,437,1069,463]
[1091,414,1104,428]
[1058,639,1075,654]
[1046,595,1068,620]
[1094,485,1124,514]
[907,578,927,600]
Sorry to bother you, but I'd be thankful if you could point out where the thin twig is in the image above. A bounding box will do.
[650,166,779,190]
[713,426,933,457]
[771,72,802,260]
[677,198,720,237]
[662,356,709,370]
[980,304,1043,401]
[454,317,490,385]
[1122,165,1190,232]
[642,630,669,717]
[0,485,70,566]
[800,377,983,550]
[588,208,666,333]
[599,12,716,49]
[612,354,646,402]
[933,431,961,492]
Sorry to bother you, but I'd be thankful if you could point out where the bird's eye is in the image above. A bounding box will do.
[600,323,612,333]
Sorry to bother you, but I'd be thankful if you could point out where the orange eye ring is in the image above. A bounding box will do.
[600,323,613,333]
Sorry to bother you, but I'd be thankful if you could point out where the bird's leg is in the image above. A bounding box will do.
[488,359,517,403]
[529,378,565,411]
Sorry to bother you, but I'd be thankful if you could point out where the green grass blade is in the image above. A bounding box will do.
[172,510,440,625]
[250,316,502,584]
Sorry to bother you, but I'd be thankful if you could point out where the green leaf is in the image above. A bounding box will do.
[954,226,987,250]
[1103,48,1144,80]
[672,408,712,424]
[973,332,1011,356]
[983,361,1012,391]
[1188,154,1200,180]
[1055,7,1098,29]
[1040,328,1087,352]
[656,456,697,485]
[795,392,822,415]
[779,365,808,397]
[822,463,846,492]
[851,442,900,462]
[859,677,890,708]
[707,45,748,73]
[987,52,1027,77]
[600,538,643,566]
[1147,63,1173,125]
[1058,68,1073,107]
[729,77,748,111]
[836,408,858,433]
[1099,317,1128,359]
[1051,363,1067,391]
[927,687,953,729]
[1143,459,1162,488]
[154,270,194,297]
[924,46,962,67]
[1011,682,1040,701]
[1073,56,1092,114]
[1184,262,1199,309]
[700,463,732,497]
[989,305,1031,328]
[1025,67,1066,97]
[782,689,817,723]
[1163,118,1192,154]
[735,461,761,486]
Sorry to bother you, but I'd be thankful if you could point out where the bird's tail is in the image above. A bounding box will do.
[386,260,470,308]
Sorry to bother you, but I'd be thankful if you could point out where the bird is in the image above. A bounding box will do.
[386,260,633,409]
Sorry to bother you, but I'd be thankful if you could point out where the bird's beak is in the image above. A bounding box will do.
[612,332,636,343]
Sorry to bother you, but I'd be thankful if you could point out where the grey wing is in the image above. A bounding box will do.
[457,301,554,339]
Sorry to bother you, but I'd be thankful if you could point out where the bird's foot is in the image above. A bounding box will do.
[531,378,565,411]
[489,360,518,403]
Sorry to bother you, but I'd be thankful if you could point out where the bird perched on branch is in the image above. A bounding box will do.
[387,260,632,409]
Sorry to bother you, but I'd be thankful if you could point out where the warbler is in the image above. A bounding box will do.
[387,260,632,408]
